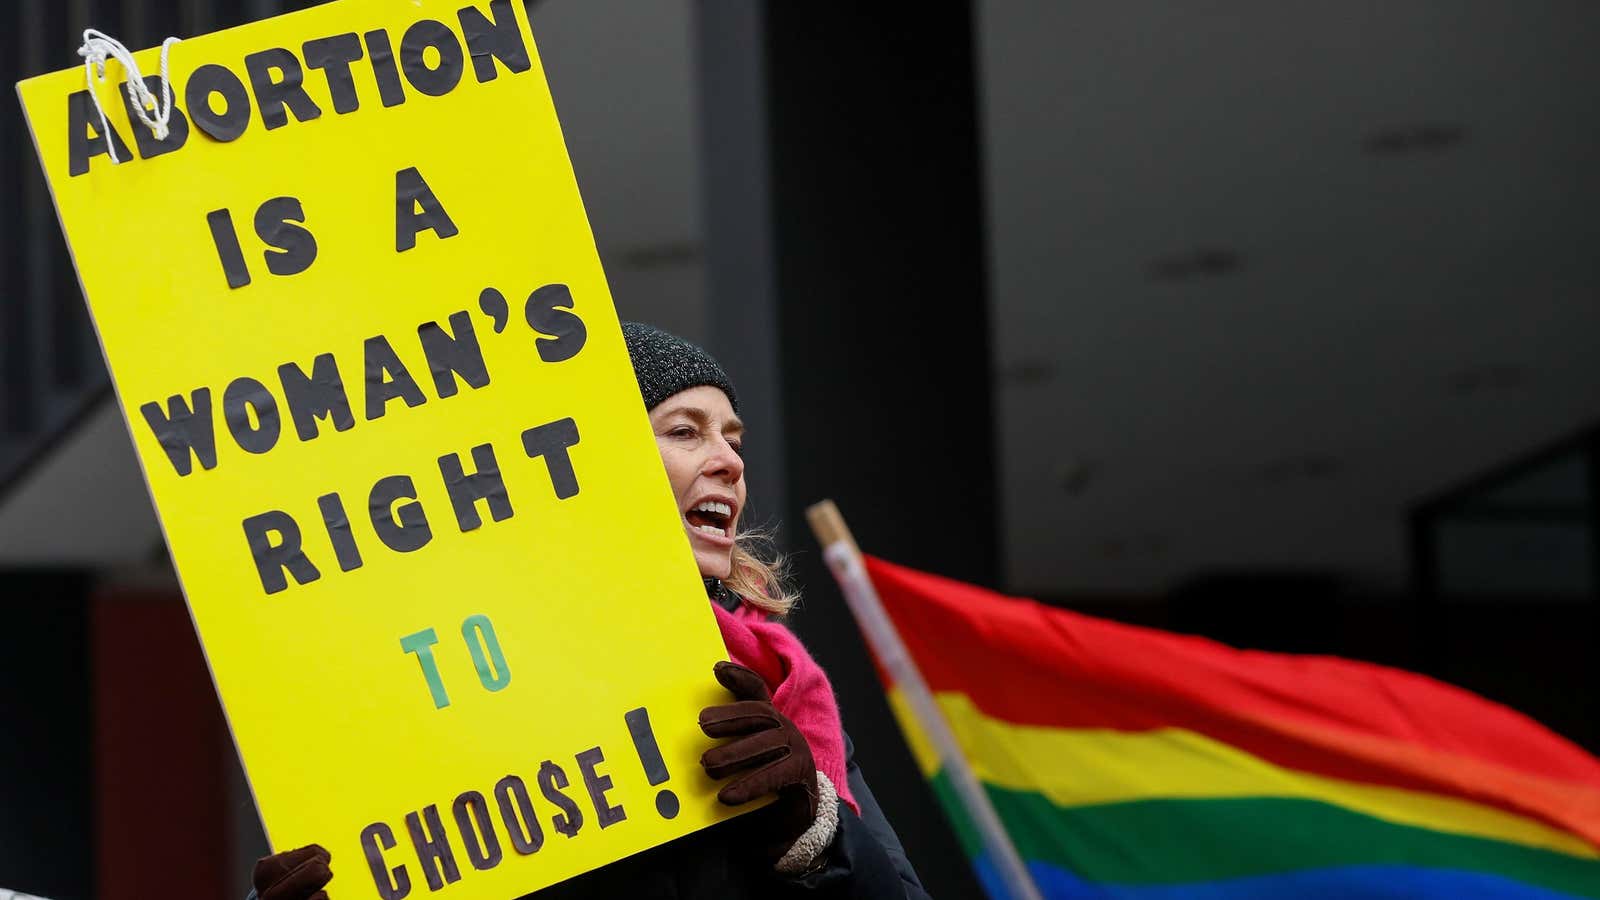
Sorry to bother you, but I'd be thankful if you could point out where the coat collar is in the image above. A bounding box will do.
[704,577,740,612]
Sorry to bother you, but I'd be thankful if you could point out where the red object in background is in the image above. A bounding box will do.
[92,587,230,900]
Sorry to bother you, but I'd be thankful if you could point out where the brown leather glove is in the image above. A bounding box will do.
[252,844,332,900]
[699,660,821,861]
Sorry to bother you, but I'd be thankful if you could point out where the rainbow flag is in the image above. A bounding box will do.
[863,556,1600,899]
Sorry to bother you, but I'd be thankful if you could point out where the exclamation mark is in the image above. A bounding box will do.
[625,707,678,819]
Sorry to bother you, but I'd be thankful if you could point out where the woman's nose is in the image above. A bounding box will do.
[703,437,744,483]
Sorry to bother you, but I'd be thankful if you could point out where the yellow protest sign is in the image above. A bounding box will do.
[17,1,741,895]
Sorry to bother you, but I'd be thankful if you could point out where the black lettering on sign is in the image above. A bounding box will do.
[244,48,323,129]
[477,287,510,333]
[317,491,364,573]
[140,388,217,476]
[404,805,462,892]
[255,196,318,277]
[417,311,488,397]
[458,0,531,83]
[523,284,588,363]
[186,64,252,141]
[493,775,544,855]
[67,90,131,176]
[363,30,408,108]
[369,475,433,553]
[360,821,412,900]
[399,19,465,97]
[395,167,459,252]
[302,32,364,114]
[537,761,583,838]
[222,376,281,454]
[119,75,189,160]
[521,418,582,499]
[363,335,427,420]
[278,353,355,441]
[439,443,513,532]
[206,208,252,289]
[576,747,626,829]
[452,790,504,871]
[626,706,680,819]
[242,510,320,594]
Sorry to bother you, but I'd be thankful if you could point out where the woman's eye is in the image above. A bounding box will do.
[729,441,744,456]
[669,426,697,439]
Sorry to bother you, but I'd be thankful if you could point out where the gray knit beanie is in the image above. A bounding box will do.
[622,322,739,412]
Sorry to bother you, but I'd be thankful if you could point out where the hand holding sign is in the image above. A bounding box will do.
[17,1,741,896]
[698,662,825,865]
[252,845,333,900]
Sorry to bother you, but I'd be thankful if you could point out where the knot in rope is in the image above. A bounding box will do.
[77,29,182,163]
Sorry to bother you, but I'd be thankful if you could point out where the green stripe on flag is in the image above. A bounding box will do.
[926,771,1600,898]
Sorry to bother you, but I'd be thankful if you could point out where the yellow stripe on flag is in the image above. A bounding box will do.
[888,688,1599,860]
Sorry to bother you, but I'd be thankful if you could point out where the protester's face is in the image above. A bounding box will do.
[649,385,747,579]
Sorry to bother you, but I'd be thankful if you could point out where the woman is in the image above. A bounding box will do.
[249,323,930,899]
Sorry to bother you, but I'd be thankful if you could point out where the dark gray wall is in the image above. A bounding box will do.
[698,4,995,896]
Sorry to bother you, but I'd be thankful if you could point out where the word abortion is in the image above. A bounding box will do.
[70,0,533,174]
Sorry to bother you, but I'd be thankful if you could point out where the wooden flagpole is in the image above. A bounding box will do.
[806,501,1044,900]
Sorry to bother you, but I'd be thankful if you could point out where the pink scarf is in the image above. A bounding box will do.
[712,601,859,814]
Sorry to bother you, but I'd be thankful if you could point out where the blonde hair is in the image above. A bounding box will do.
[722,525,799,616]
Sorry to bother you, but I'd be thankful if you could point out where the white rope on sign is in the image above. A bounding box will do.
[77,29,182,164]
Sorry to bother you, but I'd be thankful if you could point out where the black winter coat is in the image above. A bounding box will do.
[529,730,931,899]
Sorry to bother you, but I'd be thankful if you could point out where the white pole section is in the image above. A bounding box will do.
[806,501,1044,900]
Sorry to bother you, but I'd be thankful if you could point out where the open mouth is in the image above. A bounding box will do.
[685,499,735,539]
